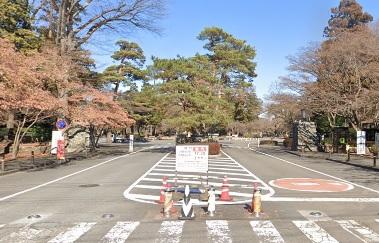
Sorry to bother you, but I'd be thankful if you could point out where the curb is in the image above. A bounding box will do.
[284,150,379,172]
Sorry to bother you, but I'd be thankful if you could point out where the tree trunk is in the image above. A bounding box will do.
[6,112,15,140]
[106,130,113,143]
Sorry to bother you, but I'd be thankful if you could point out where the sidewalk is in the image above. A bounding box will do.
[286,149,379,172]
[0,143,136,176]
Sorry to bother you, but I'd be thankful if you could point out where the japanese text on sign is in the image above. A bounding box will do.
[176,145,209,173]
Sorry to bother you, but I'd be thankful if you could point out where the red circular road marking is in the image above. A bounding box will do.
[269,178,354,192]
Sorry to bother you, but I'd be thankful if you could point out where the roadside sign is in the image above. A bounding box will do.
[56,119,68,130]
[129,135,134,152]
[176,145,208,173]
[375,133,379,146]
[357,131,366,155]
[57,139,65,160]
[51,131,63,154]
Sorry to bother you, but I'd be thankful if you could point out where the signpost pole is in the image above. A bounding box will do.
[129,135,134,152]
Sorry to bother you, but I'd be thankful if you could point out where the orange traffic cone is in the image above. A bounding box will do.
[156,176,168,204]
[220,175,233,201]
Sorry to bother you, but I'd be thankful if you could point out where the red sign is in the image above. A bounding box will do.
[270,178,353,192]
[57,139,65,160]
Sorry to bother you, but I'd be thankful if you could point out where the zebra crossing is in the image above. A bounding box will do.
[123,151,274,205]
[0,217,379,242]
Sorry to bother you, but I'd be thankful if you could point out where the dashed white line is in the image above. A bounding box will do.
[250,221,284,243]
[206,220,232,243]
[336,220,379,242]
[293,220,339,243]
[156,221,185,243]
[102,221,140,243]
[48,222,96,243]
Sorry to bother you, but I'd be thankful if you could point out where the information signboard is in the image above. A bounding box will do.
[375,133,379,146]
[176,145,209,173]
[51,131,63,154]
[357,131,366,155]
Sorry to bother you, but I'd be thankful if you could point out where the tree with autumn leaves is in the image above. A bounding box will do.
[267,0,379,136]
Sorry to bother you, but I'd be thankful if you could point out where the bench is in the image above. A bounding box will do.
[347,150,377,167]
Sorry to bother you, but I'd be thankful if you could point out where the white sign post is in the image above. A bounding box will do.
[176,145,209,173]
[129,135,134,152]
[375,132,379,146]
[51,131,63,154]
[357,131,366,155]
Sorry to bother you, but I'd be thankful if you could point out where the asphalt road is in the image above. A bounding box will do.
[0,139,378,242]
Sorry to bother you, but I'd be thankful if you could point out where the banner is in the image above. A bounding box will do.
[57,139,65,160]
[51,131,63,154]
[357,131,366,155]
[176,145,208,173]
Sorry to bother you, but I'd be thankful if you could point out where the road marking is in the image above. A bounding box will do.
[0,147,150,202]
[207,163,241,168]
[250,148,379,195]
[206,220,232,243]
[269,178,353,193]
[298,210,331,221]
[144,175,260,183]
[0,226,43,242]
[265,197,379,202]
[156,221,185,243]
[152,168,251,177]
[222,150,275,197]
[376,219,379,223]
[0,224,3,229]
[141,178,256,187]
[124,153,171,204]
[48,222,96,243]
[208,167,245,172]
[336,220,379,242]
[293,220,339,243]
[250,220,284,243]
[102,221,139,243]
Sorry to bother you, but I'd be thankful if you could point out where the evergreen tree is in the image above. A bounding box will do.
[0,0,40,51]
[324,0,373,38]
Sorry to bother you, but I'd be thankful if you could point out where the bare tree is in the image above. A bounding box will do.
[32,0,166,52]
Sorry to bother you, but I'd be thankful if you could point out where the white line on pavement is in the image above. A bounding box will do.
[145,173,260,182]
[250,148,379,195]
[336,220,379,242]
[101,221,140,243]
[0,225,43,242]
[222,150,276,197]
[250,221,284,243]
[293,220,339,243]
[206,220,232,243]
[123,153,171,204]
[0,147,150,202]
[208,167,245,172]
[376,219,379,223]
[141,178,257,187]
[0,224,3,229]
[151,168,251,176]
[156,221,185,243]
[265,197,379,202]
[48,222,96,243]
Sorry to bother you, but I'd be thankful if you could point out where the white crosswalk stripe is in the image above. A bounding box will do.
[250,220,284,243]
[102,221,139,243]
[0,218,379,242]
[293,220,339,243]
[336,220,379,242]
[48,222,96,243]
[206,220,232,243]
[156,220,185,243]
[0,224,4,229]
[0,225,43,243]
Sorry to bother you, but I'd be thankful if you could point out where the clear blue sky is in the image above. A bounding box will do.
[89,0,379,99]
